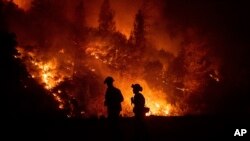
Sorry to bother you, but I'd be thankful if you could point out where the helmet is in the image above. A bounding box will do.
[104,76,114,84]
[131,84,143,91]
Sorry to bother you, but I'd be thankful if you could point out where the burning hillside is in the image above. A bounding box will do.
[3,0,231,118]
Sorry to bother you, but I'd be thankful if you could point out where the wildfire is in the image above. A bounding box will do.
[10,0,222,118]
[31,58,63,89]
[17,47,74,90]
[26,50,175,116]
[114,78,174,117]
[85,41,113,65]
[84,41,176,116]
[15,31,220,117]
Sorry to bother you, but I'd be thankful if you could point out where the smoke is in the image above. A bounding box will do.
[3,0,249,117]
[12,0,32,11]
[11,0,183,54]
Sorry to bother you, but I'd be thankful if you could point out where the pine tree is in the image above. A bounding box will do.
[98,0,116,32]
[129,9,146,48]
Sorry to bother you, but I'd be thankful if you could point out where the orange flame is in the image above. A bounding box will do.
[17,47,73,90]
[109,77,176,117]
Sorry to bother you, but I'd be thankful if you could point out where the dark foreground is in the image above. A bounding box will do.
[5,116,249,141]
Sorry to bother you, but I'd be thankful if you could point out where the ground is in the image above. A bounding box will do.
[5,116,249,141]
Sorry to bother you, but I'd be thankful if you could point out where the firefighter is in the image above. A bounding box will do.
[131,84,150,140]
[131,84,149,120]
[104,76,124,122]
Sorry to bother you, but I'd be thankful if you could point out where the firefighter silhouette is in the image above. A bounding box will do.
[131,83,150,141]
[104,76,124,121]
[131,84,149,120]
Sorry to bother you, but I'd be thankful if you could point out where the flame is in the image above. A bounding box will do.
[85,41,112,64]
[16,36,220,117]
[113,78,175,117]
[32,58,62,89]
[53,92,64,109]
[84,42,175,116]
[17,47,73,90]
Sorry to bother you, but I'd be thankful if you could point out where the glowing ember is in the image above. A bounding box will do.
[52,93,64,109]
[17,47,73,90]
[209,73,220,82]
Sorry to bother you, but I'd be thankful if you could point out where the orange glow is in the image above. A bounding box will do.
[12,0,32,11]
[32,58,63,89]
[17,47,73,90]
[12,1,222,118]
[111,78,175,117]
[16,30,221,117]
[18,45,176,116]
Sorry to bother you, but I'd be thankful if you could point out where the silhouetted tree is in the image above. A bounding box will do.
[98,0,116,32]
[126,9,147,72]
[129,9,146,49]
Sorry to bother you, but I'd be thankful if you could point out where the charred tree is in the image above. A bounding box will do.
[127,9,147,73]
[98,0,116,33]
[129,9,146,49]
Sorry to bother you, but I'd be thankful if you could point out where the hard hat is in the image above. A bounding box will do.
[131,84,143,91]
[104,76,114,84]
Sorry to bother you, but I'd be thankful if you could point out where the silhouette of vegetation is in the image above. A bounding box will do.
[98,0,116,33]
[129,9,146,49]
[1,1,62,119]
[1,30,62,118]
